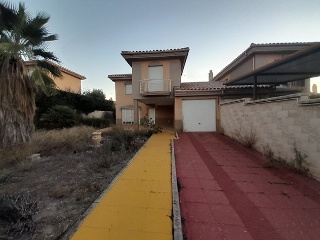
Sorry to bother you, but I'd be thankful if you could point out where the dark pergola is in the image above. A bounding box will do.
[225,43,320,100]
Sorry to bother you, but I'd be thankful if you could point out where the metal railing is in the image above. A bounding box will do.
[139,79,171,95]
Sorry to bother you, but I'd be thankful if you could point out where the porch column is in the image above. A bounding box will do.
[253,75,257,100]
[133,99,139,130]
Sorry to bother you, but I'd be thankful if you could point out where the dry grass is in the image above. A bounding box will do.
[233,125,258,148]
[0,126,151,240]
[32,126,95,155]
[0,126,95,167]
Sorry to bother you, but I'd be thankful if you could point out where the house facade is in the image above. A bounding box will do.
[109,48,189,128]
[26,61,86,93]
[109,42,319,132]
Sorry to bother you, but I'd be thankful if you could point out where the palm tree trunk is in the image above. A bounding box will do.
[0,55,35,147]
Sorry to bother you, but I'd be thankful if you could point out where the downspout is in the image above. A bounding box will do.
[253,75,257,100]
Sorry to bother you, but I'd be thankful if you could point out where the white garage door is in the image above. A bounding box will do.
[182,99,216,132]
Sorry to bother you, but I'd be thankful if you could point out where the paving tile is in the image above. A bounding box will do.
[204,189,229,205]
[178,177,202,189]
[185,202,216,223]
[210,205,244,226]
[259,208,296,228]
[179,169,197,178]
[180,188,207,203]
[187,222,223,240]
[148,191,172,210]
[219,224,253,240]
[195,169,214,180]
[199,179,222,190]
[71,226,119,240]
[142,208,172,233]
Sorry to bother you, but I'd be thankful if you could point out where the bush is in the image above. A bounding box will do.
[39,105,79,129]
[80,118,111,128]
[105,126,150,152]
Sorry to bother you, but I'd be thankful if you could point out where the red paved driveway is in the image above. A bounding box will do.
[174,132,320,240]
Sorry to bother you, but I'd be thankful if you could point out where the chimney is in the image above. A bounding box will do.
[312,84,318,93]
[209,70,213,81]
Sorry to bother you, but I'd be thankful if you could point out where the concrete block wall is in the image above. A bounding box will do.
[220,94,320,180]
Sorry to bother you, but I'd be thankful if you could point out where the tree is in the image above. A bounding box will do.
[0,2,61,146]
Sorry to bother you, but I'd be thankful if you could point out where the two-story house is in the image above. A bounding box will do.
[109,48,189,128]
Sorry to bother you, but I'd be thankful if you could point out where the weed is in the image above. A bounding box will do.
[263,145,276,165]
[0,192,38,236]
[233,125,257,148]
[140,117,163,134]
[293,145,309,174]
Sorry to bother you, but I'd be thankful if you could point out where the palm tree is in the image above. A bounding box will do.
[0,1,61,146]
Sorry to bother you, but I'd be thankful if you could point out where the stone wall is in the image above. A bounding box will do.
[220,94,320,180]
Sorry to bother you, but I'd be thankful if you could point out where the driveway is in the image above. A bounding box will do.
[174,132,320,240]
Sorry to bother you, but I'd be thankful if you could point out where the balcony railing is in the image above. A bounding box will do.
[139,79,171,95]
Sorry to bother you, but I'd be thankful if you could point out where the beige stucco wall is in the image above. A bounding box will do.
[53,72,82,93]
[114,80,147,125]
[220,95,320,180]
[132,59,182,100]
[174,96,220,132]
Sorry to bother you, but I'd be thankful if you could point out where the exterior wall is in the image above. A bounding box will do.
[220,94,320,180]
[132,59,181,100]
[53,71,82,93]
[114,80,148,125]
[115,80,134,124]
[174,96,220,132]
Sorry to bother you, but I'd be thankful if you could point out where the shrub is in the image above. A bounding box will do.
[140,117,163,135]
[32,126,95,155]
[39,105,79,129]
[106,126,150,152]
[80,118,111,128]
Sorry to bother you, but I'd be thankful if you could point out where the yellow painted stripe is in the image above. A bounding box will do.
[71,133,173,240]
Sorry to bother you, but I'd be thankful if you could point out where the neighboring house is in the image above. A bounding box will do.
[109,42,320,132]
[25,61,86,93]
[212,42,317,85]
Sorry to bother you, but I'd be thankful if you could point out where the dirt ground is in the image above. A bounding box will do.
[0,143,136,240]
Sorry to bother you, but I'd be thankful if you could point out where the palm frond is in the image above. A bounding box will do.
[33,48,60,62]
[30,65,57,95]
[36,60,61,78]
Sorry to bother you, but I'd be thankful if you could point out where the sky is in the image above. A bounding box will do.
[9,0,320,99]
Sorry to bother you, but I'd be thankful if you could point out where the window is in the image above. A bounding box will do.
[125,84,132,94]
[121,109,134,124]
[148,65,163,91]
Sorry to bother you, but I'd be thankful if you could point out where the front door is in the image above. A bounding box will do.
[148,108,156,124]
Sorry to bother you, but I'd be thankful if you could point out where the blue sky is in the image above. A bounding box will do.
[10,0,320,98]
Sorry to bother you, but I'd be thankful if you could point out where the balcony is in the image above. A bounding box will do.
[140,79,171,96]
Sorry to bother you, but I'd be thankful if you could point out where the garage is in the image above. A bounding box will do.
[182,99,216,132]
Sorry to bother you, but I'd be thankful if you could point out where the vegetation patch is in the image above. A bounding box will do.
[0,126,151,239]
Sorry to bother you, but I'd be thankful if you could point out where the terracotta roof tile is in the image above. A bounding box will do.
[121,47,189,54]
[176,81,272,91]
